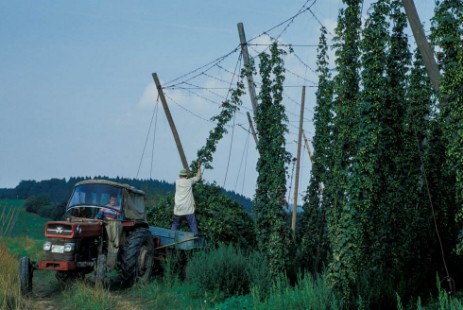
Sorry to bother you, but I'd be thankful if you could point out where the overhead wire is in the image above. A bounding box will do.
[163,92,213,122]
[221,52,244,187]
[149,0,328,196]
[248,0,319,44]
[149,99,160,179]
[165,47,241,88]
[234,129,251,192]
[136,95,160,178]
[223,111,237,188]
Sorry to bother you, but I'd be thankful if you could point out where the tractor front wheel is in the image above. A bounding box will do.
[19,256,33,295]
[95,254,108,288]
[119,228,154,285]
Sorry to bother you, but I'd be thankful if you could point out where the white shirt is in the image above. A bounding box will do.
[174,171,201,216]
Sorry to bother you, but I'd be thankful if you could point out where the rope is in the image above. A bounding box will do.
[234,129,251,192]
[420,141,455,294]
[223,111,236,188]
[217,52,243,187]
[136,95,160,178]
[149,100,160,179]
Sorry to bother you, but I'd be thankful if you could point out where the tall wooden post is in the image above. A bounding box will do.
[402,0,441,95]
[152,73,189,171]
[292,86,306,232]
[246,112,259,145]
[303,130,324,193]
[302,130,315,164]
[237,22,259,118]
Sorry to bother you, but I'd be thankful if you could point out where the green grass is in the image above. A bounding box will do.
[0,199,24,207]
[0,200,49,238]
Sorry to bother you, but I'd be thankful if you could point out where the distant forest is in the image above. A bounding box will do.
[0,177,252,214]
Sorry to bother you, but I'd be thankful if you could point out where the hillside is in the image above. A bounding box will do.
[0,177,253,214]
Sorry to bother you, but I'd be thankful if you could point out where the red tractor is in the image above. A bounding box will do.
[19,179,203,294]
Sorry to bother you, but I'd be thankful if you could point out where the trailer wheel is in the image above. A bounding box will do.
[119,228,154,285]
[19,256,33,295]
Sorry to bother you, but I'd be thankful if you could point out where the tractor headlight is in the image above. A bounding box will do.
[43,241,52,251]
[64,243,75,252]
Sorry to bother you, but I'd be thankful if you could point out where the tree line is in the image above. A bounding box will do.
[0,177,252,220]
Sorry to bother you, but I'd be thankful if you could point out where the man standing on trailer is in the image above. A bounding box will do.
[171,163,201,235]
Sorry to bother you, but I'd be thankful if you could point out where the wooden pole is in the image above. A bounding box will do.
[303,130,324,193]
[152,73,189,171]
[246,112,259,145]
[402,0,441,95]
[292,86,305,232]
[237,22,259,118]
[302,130,314,164]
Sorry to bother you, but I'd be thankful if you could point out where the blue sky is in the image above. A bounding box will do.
[0,1,435,199]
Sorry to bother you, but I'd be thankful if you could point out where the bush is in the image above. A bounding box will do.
[185,243,272,298]
[251,273,341,310]
[147,183,256,248]
[24,195,65,220]
[24,194,51,214]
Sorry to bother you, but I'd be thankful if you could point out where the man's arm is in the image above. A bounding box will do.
[190,162,202,184]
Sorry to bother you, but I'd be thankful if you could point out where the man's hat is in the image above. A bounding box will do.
[179,168,188,176]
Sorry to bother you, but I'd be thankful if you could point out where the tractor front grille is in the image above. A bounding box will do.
[45,238,75,261]
[47,223,73,236]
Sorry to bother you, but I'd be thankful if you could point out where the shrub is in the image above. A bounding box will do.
[24,195,65,220]
[147,183,256,248]
[24,194,51,214]
[251,273,341,310]
[185,243,271,298]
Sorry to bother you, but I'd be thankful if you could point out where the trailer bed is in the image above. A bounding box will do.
[148,226,206,250]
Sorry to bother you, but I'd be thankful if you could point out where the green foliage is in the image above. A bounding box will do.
[60,283,118,310]
[431,0,463,256]
[24,194,51,213]
[0,201,48,240]
[147,182,255,248]
[24,194,66,220]
[252,41,291,278]
[324,0,442,306]
[192,76,245,172]
[185,243,272,298]
[251,273,341,310]
[298,26,333,275]
[127,279,206,309]
[213,294,253,310]
[326,0,363,303]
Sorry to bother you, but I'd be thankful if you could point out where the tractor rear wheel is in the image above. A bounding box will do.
[119,228,154,285]
[19,256,33,295]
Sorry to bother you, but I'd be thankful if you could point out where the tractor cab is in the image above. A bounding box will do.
[66,179,146,221]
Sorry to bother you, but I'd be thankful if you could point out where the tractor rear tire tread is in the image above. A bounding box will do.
[119,228,154,285]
